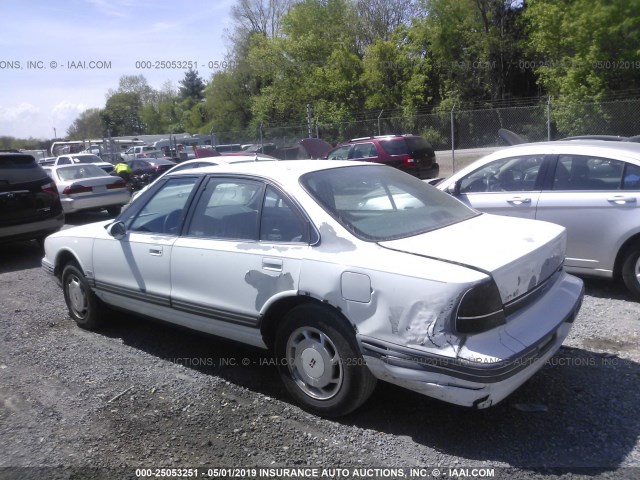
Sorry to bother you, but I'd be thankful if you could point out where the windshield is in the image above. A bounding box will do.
[301,165,478,241]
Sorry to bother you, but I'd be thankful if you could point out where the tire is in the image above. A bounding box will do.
[106,206,121,216]
[62,263,107,330]
[622,247,640,298]
[274,304,377,417]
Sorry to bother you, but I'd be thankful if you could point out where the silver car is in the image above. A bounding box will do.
[42,161,583,416]
[43,164,131,216]
[437,141,640,297]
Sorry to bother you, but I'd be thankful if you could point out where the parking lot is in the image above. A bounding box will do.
[1,211,640,479]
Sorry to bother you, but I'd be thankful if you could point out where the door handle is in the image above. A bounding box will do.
[506,197,531,205]
[149,248,163,256]
[607,196,637,205]
[262,258,283,272]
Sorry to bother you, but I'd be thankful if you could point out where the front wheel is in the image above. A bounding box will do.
[274,304,377,417]
[62,263,107,330]
[106,205,121,216]
[622,248,640,298]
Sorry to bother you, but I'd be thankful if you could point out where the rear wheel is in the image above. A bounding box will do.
[622,248,640,298]
[274,304,377,417]
[62,263,107,330]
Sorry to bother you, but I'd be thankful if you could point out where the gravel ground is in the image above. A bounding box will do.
[1,213,640,480]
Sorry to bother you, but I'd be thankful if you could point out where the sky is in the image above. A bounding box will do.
[0,0,237,139]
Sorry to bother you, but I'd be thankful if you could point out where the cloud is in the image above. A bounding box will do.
[0,102,41,122]
[51,101,89,122]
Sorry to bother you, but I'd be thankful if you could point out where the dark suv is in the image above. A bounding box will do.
[326,135,439,179]
[0,152,64,245]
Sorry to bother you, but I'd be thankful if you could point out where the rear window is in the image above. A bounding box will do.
[301,165,478,241]
[405,136,432,153]
[0,155,48,186]
[56,164,109,181]
[71,154,103,164]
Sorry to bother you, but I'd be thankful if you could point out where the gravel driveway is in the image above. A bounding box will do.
[1,213,640,480]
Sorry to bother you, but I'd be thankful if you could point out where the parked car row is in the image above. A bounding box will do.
[10,135,640,417]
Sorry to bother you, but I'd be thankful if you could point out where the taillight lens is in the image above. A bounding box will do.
[41,181,59,196]
[63,185,92,195]
[402,154,415,166]
[455,279,505,334]
[107,180,127,189]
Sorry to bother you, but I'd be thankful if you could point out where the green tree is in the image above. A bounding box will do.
[413,0,527,103]
[101,92,144,136]
[66,108,105,139]
[179,69,206,101]
[524,0,640,100]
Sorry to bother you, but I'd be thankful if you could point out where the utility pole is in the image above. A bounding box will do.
[306,104,313,138]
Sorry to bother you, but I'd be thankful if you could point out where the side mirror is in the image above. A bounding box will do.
[446,180,461,195]
[105,221,126,240]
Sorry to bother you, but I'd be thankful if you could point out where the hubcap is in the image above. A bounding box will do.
[635,257,640,284]
[66,275,88,319]
[286,326,343,400]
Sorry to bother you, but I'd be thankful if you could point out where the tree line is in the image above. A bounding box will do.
[58,0,640,143]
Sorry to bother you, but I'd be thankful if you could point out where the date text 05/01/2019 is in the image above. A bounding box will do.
[134,60,238,70]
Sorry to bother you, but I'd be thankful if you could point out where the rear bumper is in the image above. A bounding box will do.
[360,272,584,408]
[0,214,64,244]
[60,191,130,213]
[408,162,440,180]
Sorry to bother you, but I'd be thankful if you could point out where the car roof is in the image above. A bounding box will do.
[488,140,640,160]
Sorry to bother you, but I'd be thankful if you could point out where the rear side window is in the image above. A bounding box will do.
[379,139,409,156]
[623,163,640,190]
[0,155,48,186]
[553,155,623,191]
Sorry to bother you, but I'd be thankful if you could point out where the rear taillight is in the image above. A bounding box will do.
[63,185,92,195]
[455,279,506,334]
[41,181,59,196]
[107,180,127,189]
[401,154,415,166]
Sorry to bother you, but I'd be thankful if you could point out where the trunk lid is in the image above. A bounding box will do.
[378,213,566,303]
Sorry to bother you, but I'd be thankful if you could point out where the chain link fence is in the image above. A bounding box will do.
[207,98,640,173]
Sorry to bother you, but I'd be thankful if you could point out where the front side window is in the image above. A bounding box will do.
[352,143,376,159]
[302,165,478,241]
[129,177,199,234]
[459,155,545,193]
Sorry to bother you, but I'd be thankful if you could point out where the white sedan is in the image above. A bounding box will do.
[43,164,130,216]
[42,161,583,416]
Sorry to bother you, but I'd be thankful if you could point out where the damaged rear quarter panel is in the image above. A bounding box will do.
[298,225,488,359]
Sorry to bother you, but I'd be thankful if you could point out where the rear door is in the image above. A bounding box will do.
[536,154,640,273]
